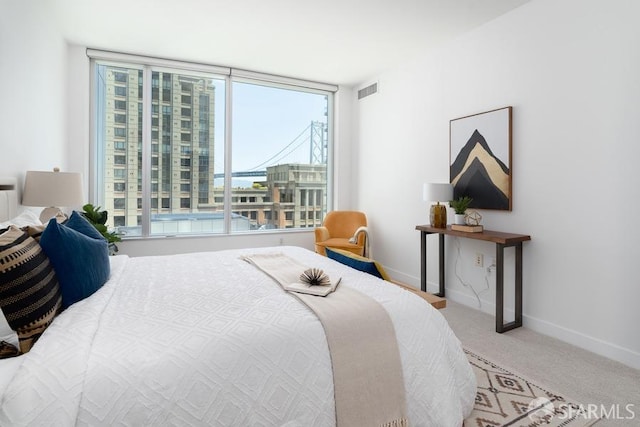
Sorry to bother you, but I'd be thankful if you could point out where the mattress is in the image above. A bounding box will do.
[0,246,475,426]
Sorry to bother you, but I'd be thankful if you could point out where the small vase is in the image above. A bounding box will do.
[454,214,466,225]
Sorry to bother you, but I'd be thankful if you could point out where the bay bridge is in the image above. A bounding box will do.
[213,120,327,179]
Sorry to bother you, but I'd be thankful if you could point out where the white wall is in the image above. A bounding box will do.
[353,0,640,369]
[0,1,69,192]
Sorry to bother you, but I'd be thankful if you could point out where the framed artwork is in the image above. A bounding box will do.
[450,106,512,211]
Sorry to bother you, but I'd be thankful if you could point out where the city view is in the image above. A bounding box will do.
[95,64,330,236]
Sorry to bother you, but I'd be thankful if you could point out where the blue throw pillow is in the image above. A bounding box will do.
[325,247,390,280]
[40,218,110,309]
[65,211,107,241]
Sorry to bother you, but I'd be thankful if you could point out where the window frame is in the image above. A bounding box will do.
[89,49,336,238]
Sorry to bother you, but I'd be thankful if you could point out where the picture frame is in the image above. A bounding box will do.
[450,106,512,211]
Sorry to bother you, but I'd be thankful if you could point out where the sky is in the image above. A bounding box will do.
[211,79,329,177]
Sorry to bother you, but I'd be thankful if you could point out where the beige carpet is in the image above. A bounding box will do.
[441,301,640,427]
[464,349,599,426]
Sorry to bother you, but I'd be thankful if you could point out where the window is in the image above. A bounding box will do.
[114,198,125,209]
[230,81,329,231]
[114,71,127,82]
[92,54,334,238]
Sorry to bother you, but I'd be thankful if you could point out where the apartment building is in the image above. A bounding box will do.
[101,67,216,229]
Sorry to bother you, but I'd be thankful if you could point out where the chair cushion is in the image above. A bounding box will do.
[315,238,364,256]
[325,247,390,280]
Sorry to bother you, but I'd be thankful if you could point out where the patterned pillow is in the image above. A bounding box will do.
[0,226,62,355]
[40,218,110,309]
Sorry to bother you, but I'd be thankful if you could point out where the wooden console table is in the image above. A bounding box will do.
[415,225,531,333]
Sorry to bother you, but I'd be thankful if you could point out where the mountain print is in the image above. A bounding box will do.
[450,129,510,210]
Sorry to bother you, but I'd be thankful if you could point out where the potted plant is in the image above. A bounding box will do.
[81,204,122,254]
[449,196,473,225]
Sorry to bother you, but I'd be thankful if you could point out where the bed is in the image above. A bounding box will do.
[0,178,476,426]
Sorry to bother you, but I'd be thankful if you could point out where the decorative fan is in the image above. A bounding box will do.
[300,268,331,286]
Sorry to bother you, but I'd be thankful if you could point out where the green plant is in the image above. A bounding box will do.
[81,203,121,253]
[449,196,473,214]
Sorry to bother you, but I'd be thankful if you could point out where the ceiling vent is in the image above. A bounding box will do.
[358,82,378,100]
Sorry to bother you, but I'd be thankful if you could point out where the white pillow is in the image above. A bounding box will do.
[0,311,19,349]
[0,210,42,229]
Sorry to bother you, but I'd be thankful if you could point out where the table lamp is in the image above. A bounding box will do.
[22,168,84,223]
[423,183,453,228]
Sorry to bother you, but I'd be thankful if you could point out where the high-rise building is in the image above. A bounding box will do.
[102,67,216,229]
[100,65,326,235]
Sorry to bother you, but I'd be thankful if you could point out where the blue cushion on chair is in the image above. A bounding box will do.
[325,247,390,280]
[40,217,110,309]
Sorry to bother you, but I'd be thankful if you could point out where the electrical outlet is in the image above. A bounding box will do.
[474,253,484,267]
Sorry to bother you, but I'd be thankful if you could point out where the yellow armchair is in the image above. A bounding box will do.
[314,211,368,256]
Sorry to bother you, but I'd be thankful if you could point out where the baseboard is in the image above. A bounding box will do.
[522,313,640,371]
[384,267,443,295]
[444,286,640,371]
[385,266,640,371]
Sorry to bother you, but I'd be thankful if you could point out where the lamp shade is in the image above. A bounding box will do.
[423,183,453,203]
[22,169,84,208]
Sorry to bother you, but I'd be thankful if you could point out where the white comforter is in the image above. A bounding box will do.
[0,246,475,426]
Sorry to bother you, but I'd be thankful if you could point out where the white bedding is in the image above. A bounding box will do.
[0,246,475,426]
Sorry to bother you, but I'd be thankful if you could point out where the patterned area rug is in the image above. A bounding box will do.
[464,349,599,427]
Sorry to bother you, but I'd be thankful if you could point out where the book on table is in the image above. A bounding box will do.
[451,224,483,233]
[284,277,342,296]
